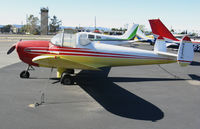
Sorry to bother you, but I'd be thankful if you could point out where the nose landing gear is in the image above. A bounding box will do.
[20,65,34,78]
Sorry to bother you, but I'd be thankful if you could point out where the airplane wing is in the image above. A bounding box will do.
[32,55,100,70]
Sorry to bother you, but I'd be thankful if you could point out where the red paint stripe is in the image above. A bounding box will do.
[26,47,169,60]
[192,41,200,44]
[25,49,171,60]
[178,60,192,63]
[29,47,137,57]
[27,50,173,60]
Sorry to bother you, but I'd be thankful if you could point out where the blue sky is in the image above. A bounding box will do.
[0,0,200,32]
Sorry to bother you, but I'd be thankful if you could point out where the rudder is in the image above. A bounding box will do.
[177,36,194,66]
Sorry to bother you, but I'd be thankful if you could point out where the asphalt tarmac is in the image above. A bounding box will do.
[0,40,200,129]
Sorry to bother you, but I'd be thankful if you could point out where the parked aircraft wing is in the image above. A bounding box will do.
[32,55,100,70]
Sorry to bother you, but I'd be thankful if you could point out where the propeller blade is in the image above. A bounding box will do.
[7,44,16,55]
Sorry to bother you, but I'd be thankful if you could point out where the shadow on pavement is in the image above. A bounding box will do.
[191,61,200,66]
[188,74,200,81]
[76,67,168,121]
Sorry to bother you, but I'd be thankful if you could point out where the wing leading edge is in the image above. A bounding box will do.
[32,55,100,70]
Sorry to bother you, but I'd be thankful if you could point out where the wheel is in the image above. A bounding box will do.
[60,74,74,85]
[20,70,30,78]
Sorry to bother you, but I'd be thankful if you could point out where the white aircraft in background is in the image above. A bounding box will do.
[135,27,155,44]
[79,24,139,45]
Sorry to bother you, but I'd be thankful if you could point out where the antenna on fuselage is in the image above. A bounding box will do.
[61,29,64,47]
[94,16,96,30]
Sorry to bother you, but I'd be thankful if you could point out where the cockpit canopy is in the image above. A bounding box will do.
[51,32,77,47]
[51,32,98,47]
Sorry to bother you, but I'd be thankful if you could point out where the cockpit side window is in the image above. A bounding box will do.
[88,34,95,39]
[79,33,91,46]
[63,33,76,47]
[96,36,101,39]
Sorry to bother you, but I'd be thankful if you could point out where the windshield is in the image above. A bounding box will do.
[51,33,63,46]
[51,32,77,47]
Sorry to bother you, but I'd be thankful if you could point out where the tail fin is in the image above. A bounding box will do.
[121,24,139,40]
[154,36,167,52]
[177,36,194,66]
[136,27,149,40]
[149,19,179,41]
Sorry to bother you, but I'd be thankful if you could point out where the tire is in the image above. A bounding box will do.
[60,74,74,85]
[20,71,30,78]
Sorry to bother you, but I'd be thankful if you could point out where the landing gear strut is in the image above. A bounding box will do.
[60,69,75,85]
[20,65,34,78]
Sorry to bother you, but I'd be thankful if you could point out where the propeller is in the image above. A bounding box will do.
[7,39,22,55]
[7,44,16,55]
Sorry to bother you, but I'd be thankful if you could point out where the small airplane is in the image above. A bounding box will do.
[134,27,155,44]
[149,19,200,48]
[78,24,139,45]
[7,30,194,85]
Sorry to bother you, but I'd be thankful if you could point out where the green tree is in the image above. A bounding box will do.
[28,15,39,34]
[49,15,61,32]
[170,29,175,33]
[1,25,12,33]
[20,15,39,34]
[20,25,30,34]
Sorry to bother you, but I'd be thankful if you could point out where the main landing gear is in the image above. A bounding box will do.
[20,65,34,78]
[20,66,75,85]
[60,69,75,85]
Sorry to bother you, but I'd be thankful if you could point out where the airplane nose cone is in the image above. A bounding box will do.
[16,40,25,55]
[16,40,50,66]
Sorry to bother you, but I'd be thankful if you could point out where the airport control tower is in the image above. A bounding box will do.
[40,7,49,35]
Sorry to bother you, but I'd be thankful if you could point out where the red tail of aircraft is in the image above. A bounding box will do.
[149,19,179,41]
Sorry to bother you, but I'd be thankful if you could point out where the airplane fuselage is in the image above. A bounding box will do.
[16,40,176,70]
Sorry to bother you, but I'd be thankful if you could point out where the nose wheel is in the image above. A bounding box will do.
[20,65,34,79]
[20,70,30,78]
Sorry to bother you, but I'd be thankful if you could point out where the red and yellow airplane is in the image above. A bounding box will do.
[7,31,194,85]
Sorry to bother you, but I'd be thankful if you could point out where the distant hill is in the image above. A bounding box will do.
[0,24,23,28]
[61,26,111,31]
[0,24,111,31]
